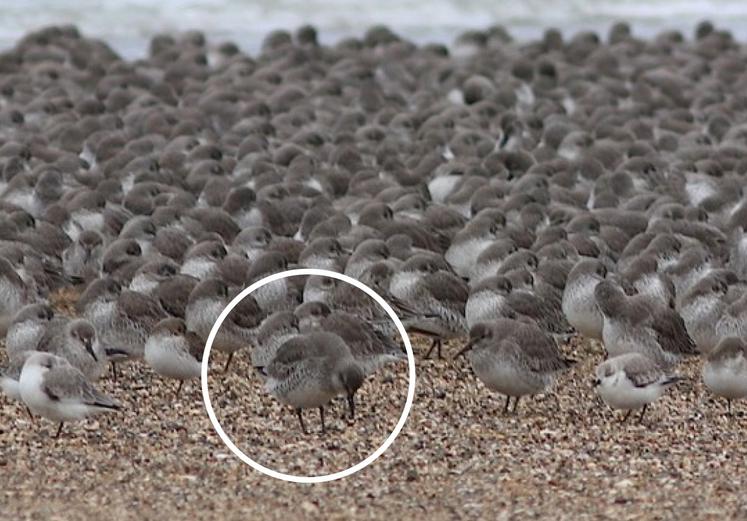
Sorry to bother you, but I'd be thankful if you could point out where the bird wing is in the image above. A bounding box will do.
[424,272,468,309]
[186,331,205,363]
[118,291,167,330]
[35,317,69,353]
[651,307,698,356]
[504,321,572,373]
[43,365,119,409]
[623,355,665,388]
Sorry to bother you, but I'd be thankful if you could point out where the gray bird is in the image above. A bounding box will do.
[185,278,263,371]
[344,239,390,279]
[456,320,574,414]
[245,251,298,312]
[702,337,747,415]
[562,259,607,340]
[0,255,31,335]
[78,277,166,378]
[62,229,104,284]
[465,276,514,329]
[390,256,468,359]
[595,280,697,369]
[5,302,55,361]
[144,317,203,396]
[37,318,108,381]
[180,240,227,278]
[263,331,366,434]
[294,301,405,375]
[680,272,730,354]
[250,311,300,371]
[129,259,179,295]
[298,237,348,272]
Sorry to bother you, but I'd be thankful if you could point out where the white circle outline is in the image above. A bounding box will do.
[200,268,416,483]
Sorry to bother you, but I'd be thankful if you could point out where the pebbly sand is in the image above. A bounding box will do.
[1,289,746,520]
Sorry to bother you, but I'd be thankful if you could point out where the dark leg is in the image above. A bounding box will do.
[621,410,632,423]
[25,406,33,421]
[638,404,648,423]
[176,380,184,397]
[54,422,64,439]
[223,352,234,373]
[296,408,307,434]
[424,338,442,359]
[503,395,511,414]
[110,362,118,383]
[319,406,325,434]
[728,399,732,416]
[513,396,521,414]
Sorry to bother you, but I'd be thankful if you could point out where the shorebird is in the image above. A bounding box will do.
[465,276,513,329]
[250,311,300,371]
[680,272,729,354]
[37,318,108,381]
[62,229,104,284]
[144,317,203,395]
[1,350,39,417]
[562,259,607,340]
[0,255,31,335]
[19,351,120,438]
[262,331,365,434]
[389,255,468,359]
[702,336,747,415]
[5,303,55,361]
[298,237,348,271]
[595,280,697,369]
[594,352,682,423]
[455,320,574,414]
[78,277,167,378]
[294,301,405,375]
[185,278,263,371]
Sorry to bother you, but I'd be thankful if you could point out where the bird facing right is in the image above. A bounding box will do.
[702,336,747,415]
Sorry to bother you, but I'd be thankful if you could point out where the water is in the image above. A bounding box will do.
[2,0,747,58]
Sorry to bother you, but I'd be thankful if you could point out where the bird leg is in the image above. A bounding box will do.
[347,394,356,420]
[424,338,442,359]
[621,410,632,423]
[503,395,511,414]
[513,396,521,414]
[176,380,184,397]
[638,404,648,423]
[223,352,234,373]
[110,362,118,383]
[24,406,34,421]
[319,406,326,434]
[54,422,64,439]
[296,408,307,435]
[728,399,732,416]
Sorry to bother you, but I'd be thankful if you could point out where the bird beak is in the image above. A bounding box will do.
[454,340,474,359]
[592,378,600,387]
[347,393,355,420]
[86,341,98,362]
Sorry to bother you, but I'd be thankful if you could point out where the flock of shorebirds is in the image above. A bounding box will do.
[1,21,747,440]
